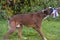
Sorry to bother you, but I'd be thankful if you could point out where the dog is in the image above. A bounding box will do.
[4,7,59,40]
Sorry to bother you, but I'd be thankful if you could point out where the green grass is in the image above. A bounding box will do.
[0,19,60,40]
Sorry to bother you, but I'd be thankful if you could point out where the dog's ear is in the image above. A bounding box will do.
[44,10,48,15]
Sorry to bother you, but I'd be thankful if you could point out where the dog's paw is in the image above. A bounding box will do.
[22,37,27,40]
[4,39,9,40]
[24,37,27,39]
[44,37,47,40]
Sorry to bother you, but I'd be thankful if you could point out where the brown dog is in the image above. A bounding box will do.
[4,7,58,40]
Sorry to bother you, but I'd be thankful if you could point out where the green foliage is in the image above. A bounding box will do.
[0,7,7,20]
[0,20,60,40]
[0,11,7,20]
[0,0,60,19]
[1,0,60,13]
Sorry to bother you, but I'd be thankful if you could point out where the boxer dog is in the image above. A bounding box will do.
[4,7,59,40]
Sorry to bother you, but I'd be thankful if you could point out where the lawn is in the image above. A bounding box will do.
[0,19,60,40]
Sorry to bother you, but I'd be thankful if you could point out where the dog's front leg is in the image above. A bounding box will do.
[33,25,47,40]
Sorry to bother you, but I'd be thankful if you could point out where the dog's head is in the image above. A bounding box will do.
[43,7,59,18]
[43,7,53,15]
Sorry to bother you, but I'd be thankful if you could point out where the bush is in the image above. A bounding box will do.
[0,0,60,20]
[0,10,7,20]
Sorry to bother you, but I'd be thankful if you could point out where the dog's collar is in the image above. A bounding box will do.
[49,7,53,14]
[42,7,53,14]
[49,7,58,13]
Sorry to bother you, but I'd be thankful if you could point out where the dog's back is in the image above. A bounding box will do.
[9,12,43,27]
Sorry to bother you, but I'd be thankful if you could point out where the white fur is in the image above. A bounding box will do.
[16,24,20,27]
[23,37,27,39]
[44,37,47,40]
[49,7,52,8]
[8,20,11,30]
[43,15,49,20]
[42,10,44,12]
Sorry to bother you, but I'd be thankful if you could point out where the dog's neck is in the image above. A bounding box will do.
[35,10,49,20]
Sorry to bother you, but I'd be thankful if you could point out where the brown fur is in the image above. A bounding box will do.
[4,8,52,40]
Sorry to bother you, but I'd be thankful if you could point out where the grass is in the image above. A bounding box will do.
[0,19,60,40]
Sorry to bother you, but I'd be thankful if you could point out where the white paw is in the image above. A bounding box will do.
[44,37,47,40]
[23,37,27,40]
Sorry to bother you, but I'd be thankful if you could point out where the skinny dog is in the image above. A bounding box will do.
[4,7,59,40]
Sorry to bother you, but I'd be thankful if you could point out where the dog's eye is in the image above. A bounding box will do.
[44,10,48,15]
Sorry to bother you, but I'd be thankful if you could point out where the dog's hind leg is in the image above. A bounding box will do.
[4,21,16,39]
[17,24,23,38]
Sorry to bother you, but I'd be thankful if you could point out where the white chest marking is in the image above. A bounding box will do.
[43,15,49,20]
